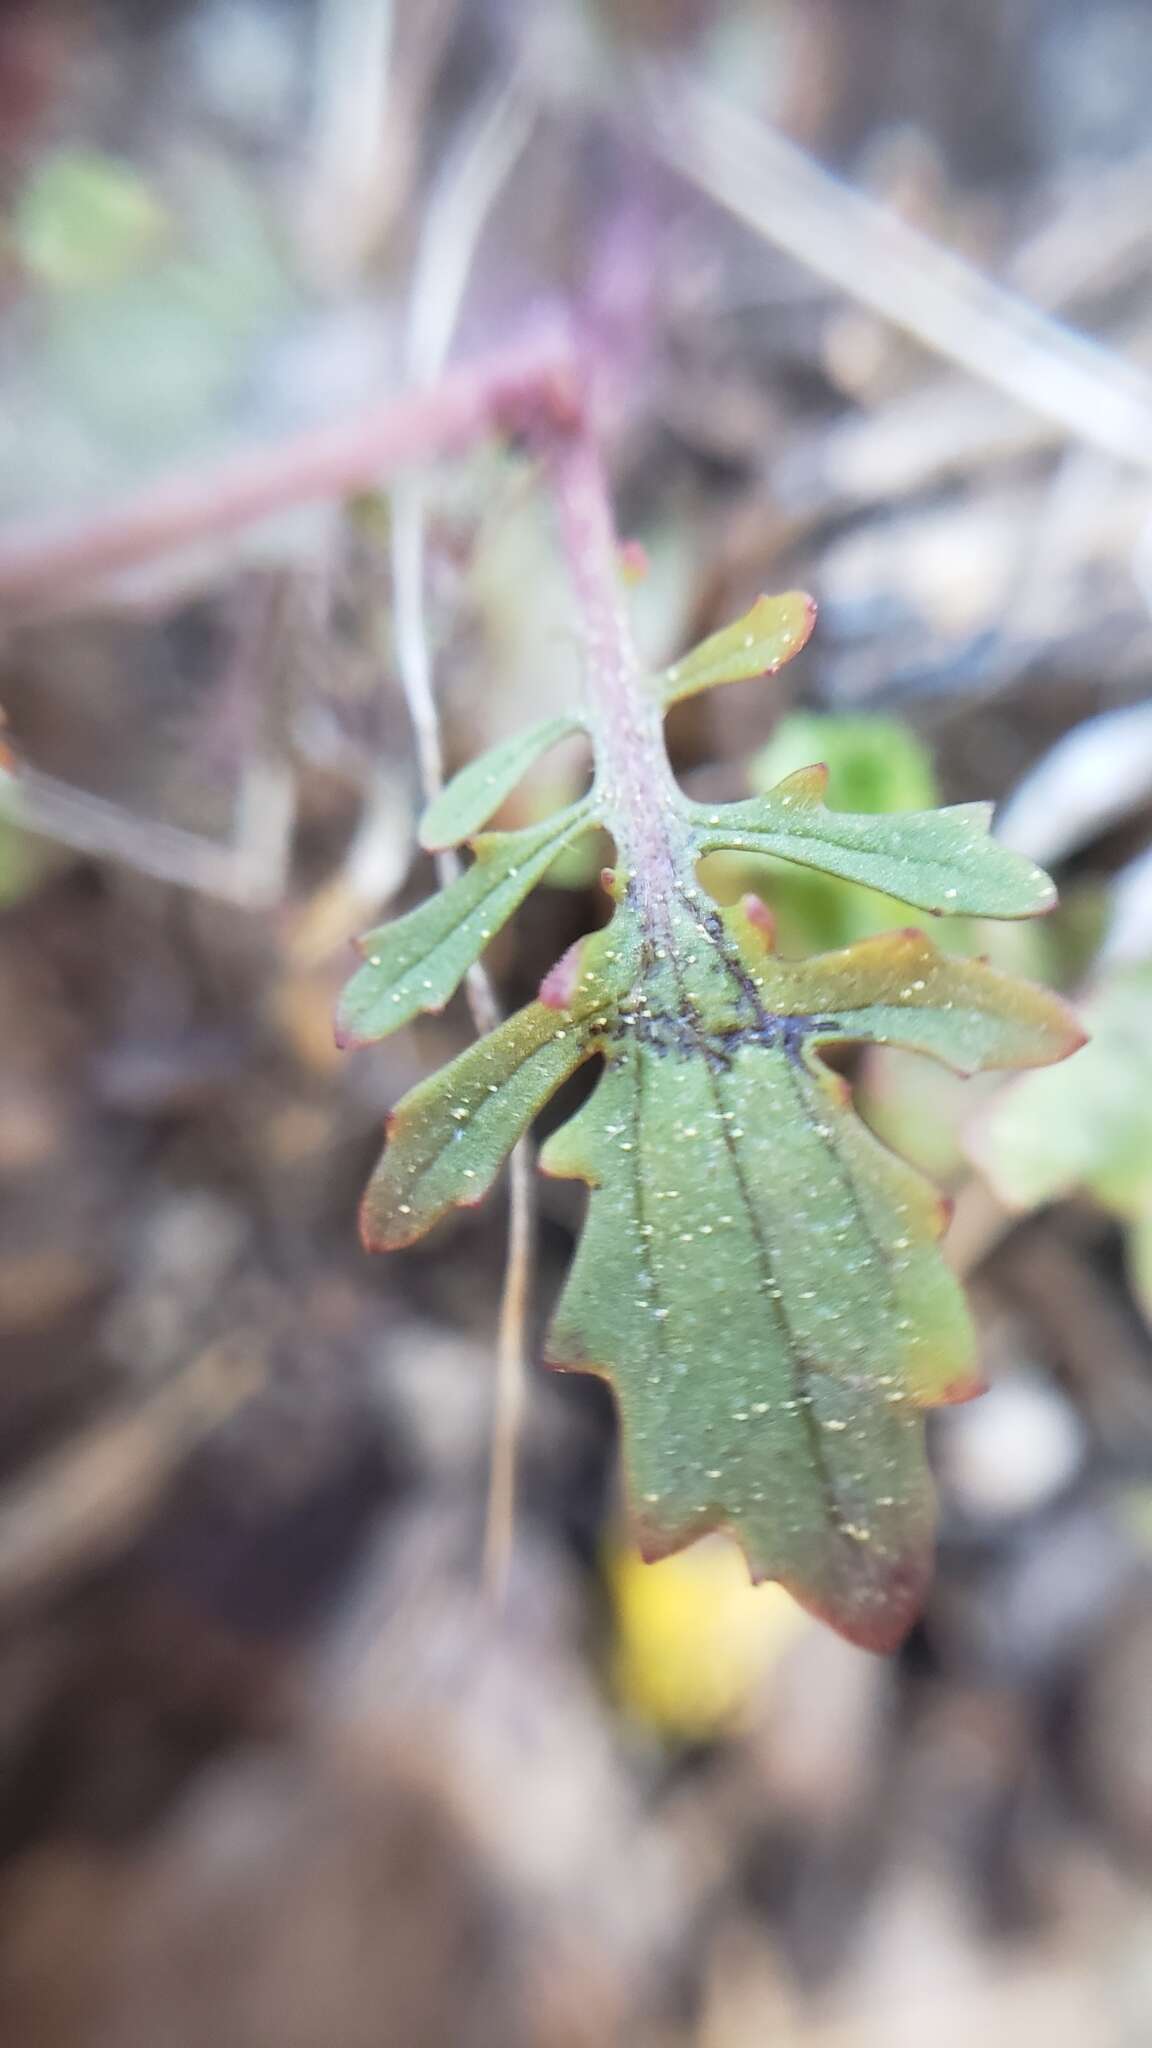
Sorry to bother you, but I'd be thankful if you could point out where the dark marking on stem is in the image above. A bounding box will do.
[609,1007,843,1065]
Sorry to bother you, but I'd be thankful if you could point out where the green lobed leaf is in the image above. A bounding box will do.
[733,713,941,953]
[725,906,1084,1077]
[342,583,1081,1652]
[539,892,1080,1651]
[361,995,602,1249]
[337,801,594,1044]
[661,593,817,707]
[691,766,1056,918]
[419,714,587,851]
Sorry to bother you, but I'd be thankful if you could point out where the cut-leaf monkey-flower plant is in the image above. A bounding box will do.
[338,427,1083,1654]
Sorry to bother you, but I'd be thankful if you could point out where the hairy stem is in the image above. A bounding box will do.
[544,421,693,919]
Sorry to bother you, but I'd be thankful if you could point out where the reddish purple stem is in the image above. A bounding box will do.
[543,418,692,908]
[0,329,577,610]
[0,318,696,921]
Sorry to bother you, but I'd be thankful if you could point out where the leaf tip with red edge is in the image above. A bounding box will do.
[787,1545,932,1656]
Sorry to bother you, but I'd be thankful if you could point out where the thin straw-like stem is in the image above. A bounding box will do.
[388,80,538,1604]
[642,62,1152,474]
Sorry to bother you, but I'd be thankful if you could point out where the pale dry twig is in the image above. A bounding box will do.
[641,62,1152,475]
[387,78,539,1605]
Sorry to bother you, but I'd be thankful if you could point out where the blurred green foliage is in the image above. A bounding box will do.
[0,816,52,910]
[976,963,1152,1322]
[7,148,292,461]
[15,149,169,290]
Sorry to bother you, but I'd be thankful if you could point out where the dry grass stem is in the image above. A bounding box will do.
[643,62,1152,473]
[389,81,538,1606]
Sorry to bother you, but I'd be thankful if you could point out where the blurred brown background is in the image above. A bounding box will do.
[2,2,1152,2043]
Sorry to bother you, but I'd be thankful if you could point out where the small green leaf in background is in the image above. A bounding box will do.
[14,148,169,289]
[7,151,294,468]
[973,965,1152,1215]
[754,712,938,819]
[973,964,1152,1325]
